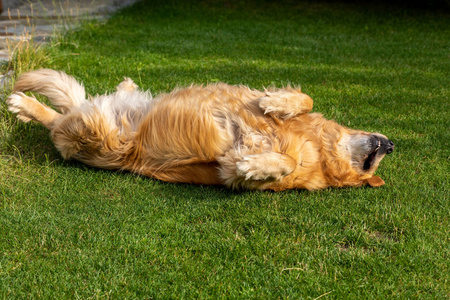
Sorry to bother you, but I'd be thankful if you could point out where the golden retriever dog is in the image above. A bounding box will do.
[6,69,394,191]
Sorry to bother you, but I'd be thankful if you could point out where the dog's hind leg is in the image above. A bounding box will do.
[13,69,86,114]
[7,92,61,130]
[258,88,313,119]
[218,151,297,189]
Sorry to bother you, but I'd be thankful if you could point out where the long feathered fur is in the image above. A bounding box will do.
[7,69,393,190]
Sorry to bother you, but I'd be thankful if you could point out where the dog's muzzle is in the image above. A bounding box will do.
[386,140,394,154]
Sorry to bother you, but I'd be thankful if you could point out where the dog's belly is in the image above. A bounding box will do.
[130,84,275,185]
[129,99,234,183]
[138,106,232,162]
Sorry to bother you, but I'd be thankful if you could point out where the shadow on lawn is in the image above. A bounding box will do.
[3,120,61,164]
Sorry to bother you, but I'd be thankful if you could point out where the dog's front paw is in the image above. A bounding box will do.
[6,92,32,122]
[116,77,138,92]
[259,91,313,118]
[259,94,292,118]
[236,155,268,181]
[236,153,295,181]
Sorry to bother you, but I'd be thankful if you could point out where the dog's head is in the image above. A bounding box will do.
[338,131,394,187]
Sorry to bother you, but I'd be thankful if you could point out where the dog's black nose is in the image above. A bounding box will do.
[386,140,394,154]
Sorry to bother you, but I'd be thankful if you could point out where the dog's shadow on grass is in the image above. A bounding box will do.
[3,121,61,164]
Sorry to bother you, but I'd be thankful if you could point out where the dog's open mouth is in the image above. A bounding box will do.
[363,137,381,171]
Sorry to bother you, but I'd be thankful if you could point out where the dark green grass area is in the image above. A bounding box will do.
[1,0,449,298]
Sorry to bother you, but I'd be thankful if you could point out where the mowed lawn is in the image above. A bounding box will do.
[0,0,448,298]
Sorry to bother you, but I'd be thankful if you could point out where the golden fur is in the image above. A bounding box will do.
[6,69,394,190]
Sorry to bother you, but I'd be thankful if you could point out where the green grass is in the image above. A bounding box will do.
[1,0,449,298]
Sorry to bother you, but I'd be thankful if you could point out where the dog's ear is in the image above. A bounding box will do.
[365,176,385,187]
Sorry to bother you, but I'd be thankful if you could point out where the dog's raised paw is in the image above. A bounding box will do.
[259,94,297,119]
[6,92,32,122]
[258,91,313,118]
[259,94,284,113]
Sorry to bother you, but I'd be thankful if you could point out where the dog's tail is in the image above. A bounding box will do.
[13,69,87,114]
